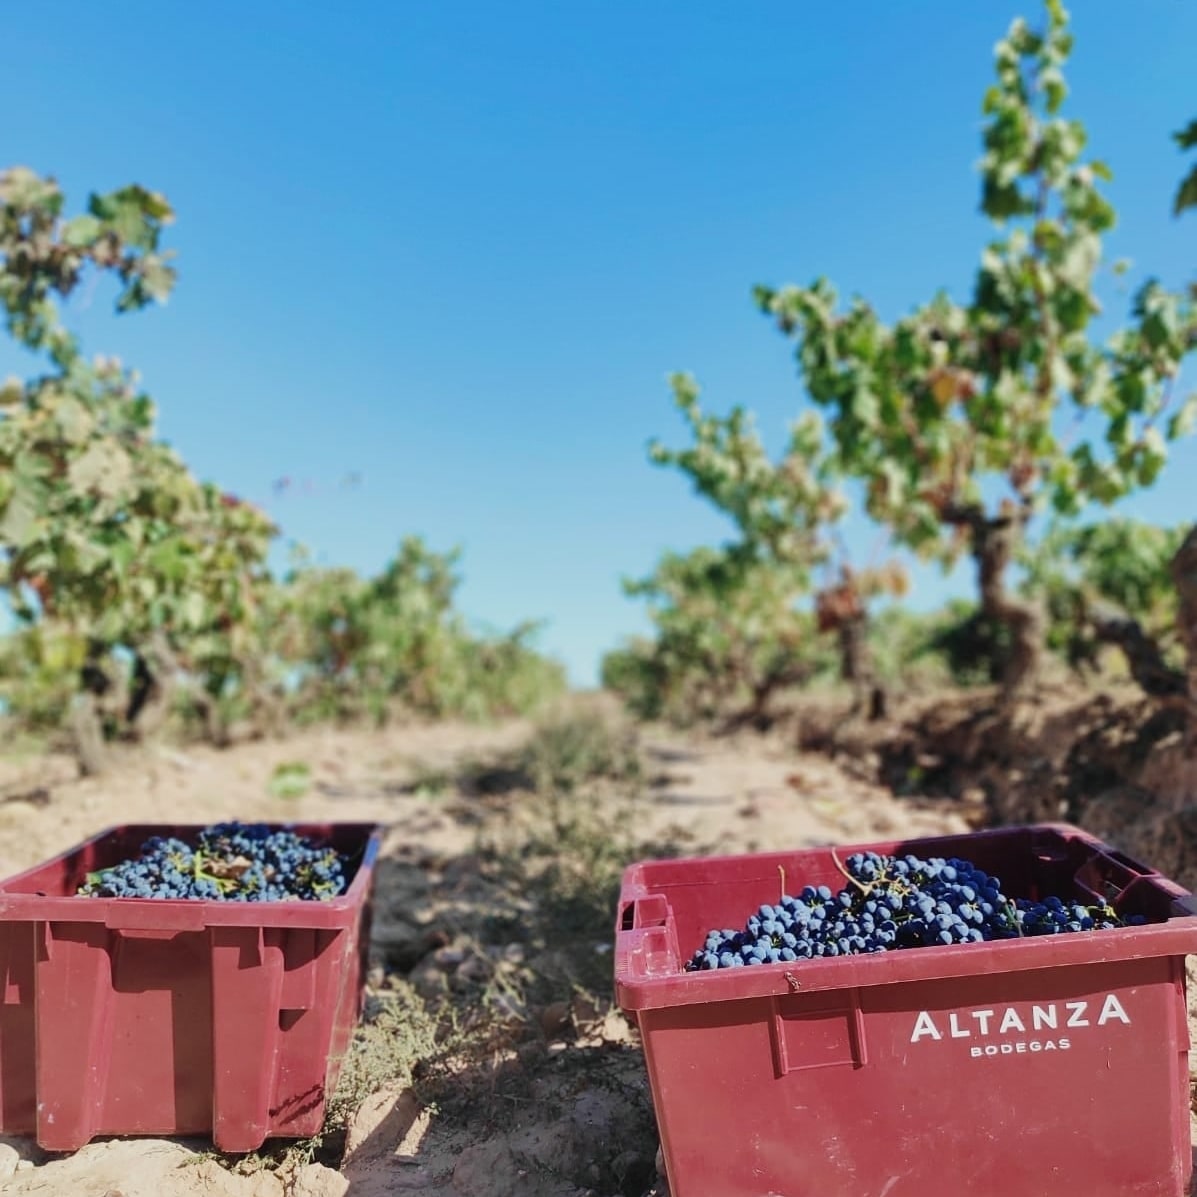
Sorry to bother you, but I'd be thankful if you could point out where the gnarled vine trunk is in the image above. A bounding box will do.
[949,503,1045,702]
[190,688,233,748]
[69,692,109,777]
[1045,527,1195,716]
[738,654,814,730]
[837,613,887,721]
[126,633,179,742]
[71,641,126,776]
[240,654,289,741]
[816,576,886,720]
[70,636,178,774]
[1087,605,1185,701]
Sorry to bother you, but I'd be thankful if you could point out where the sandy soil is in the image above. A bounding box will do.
[0,712,1189,1196]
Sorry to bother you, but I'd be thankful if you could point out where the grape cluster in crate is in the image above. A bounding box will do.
[687,849,1147,970]
[77,822,346,902]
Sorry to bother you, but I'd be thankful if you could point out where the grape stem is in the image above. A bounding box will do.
[829,848,873,895]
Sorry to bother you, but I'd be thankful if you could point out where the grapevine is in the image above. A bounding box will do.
[1,170,566,769]
[646,376,906,717]
[754,2,1197,698]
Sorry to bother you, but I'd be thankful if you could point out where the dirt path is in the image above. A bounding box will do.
[0,713,1188,1196]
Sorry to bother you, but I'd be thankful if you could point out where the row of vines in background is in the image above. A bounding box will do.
[0,168,565,773]
[605,2,1197,730]
[599,521,1188,728]
[2,4,1194,767]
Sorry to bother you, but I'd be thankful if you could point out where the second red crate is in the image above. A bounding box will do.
[0,821,383,1152]
[615,823,1197,1197]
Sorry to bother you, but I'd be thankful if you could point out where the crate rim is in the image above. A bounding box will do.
[615,821,1197,1012]
[0,820,386,930]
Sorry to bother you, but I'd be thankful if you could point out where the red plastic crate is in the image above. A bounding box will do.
[0,821,383,1152]
[615,823,1197,1197]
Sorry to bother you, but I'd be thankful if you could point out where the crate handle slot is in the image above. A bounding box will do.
[1099,847,1157,876]
[615,894,679,981]
[1071,846,1155,908]
[619,895,669,931]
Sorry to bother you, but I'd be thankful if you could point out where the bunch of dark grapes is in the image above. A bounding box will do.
[77,822,346,902]
[685,850,1146,971]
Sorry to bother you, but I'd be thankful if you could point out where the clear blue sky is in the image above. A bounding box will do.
[2,2,1195,685]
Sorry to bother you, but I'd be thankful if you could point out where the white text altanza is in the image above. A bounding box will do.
[910,995,1130,1057]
